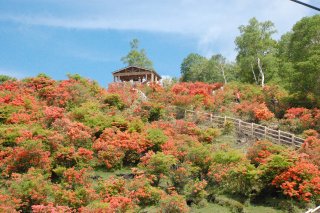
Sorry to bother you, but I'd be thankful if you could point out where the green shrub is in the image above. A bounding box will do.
[81,201,110,211]
[146,128,168,151]
[214,195,244,213]
[259,154,293,185]
[171,162,200,193]
[198,128,221,143]
[103,94,125,110]
[148,106,163,122]
[139,103,165,122]
[185,179,208,205]
[128,119,145,133]
[213,150,243,164]
[223,121,234,134]
[159,194,189,213]
[186,144,213,174]
[141,152,177,186]
[71,101,112,130]
[223,163,261,199]
[8,168,53,212]
[0,75,16,84]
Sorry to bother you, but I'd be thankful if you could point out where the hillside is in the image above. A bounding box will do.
[0,75,319,212]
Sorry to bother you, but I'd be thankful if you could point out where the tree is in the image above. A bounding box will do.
[121,39,154,69]
[0,75,16,84]
[180,53,207,82]
[286,15,320,106]
[277,32,295,89]
[235,18,278,87]
[207,54,238,84]
[180,53,237,83]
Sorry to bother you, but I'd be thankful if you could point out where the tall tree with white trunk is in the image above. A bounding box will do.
[235,18,278,87]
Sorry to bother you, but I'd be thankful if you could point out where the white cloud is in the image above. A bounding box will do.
[0,0,316,59]
[0,68,28,79]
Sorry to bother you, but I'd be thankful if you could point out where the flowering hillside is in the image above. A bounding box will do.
[0,76,319,212]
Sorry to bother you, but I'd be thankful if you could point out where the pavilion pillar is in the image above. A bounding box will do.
[151,73,154,82]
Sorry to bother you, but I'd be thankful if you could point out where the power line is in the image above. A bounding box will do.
[289,0,320,12]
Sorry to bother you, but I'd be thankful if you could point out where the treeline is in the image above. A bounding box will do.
[180,15,320,107]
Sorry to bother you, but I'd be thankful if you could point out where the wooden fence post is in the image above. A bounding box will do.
[238,119,241,132]
[224,116,227,126]
[264,126,267,139]
[251,123,254,136]
[184,110,187,119]
[278,130,281,144]
[210,114,213,122]
[291,134,295,146]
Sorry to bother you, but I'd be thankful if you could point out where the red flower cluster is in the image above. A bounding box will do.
[272,161,320,202]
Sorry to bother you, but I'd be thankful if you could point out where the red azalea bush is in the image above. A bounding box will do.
[52,118,92,146]
[0,142,51,176]
[170,82,222,109]
[93,128,150,169]
[233,101,274,122]
[8,168,53,212]
[107,83,138,107]
[0,193,21,212]
[32,203,73,213]
[300,135,320,167]
[284,108,320,133]
[105,196,138,212]
[246,140,286,166]
[272,160,320,202]
[127,177,164,206]
[159,193,189,213]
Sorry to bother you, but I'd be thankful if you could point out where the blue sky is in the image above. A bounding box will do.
[0,0,317,86]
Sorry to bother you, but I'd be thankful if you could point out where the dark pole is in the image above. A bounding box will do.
[289,0,320,12]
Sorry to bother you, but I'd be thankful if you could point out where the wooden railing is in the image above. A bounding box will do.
[177,108,305,148]
[306,205,320,213]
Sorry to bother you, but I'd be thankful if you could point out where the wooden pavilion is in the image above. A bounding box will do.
[112,66,161,83]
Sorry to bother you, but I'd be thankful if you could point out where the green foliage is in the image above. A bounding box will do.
[259,154,293,185]
[141,152,177,185]
[180,53,238,83]
[148,105,163,122]
[186,144,213,174]
[146,128,168,151]
[180,53,207,82]
[213,150,243,164]
[121,38,153,69]
[223,163,261,199]
[128,118,145,133]
[198,128,221,143]
[285,15,320,107]
[213,195,245,213]
[141,103,164,122]
[8,168,53,212]
[0,75,16,84]
[37,73,51,79]
[185,179,208,205]
[71,101,128,132]
[0,104,21,124]
[223,121,234,135]
[103,94,125,110]
[159,194,189,213]
[171,162,200,193]
[235,17,278,86]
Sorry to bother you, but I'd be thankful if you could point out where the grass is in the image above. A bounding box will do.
[93,167,132,180]
[191,203,231,213]
[139,203,287,213]
[244,205,284,213]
